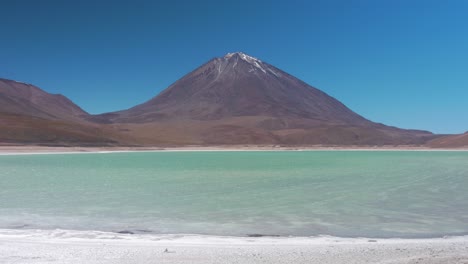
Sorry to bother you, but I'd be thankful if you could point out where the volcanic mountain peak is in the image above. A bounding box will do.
[217,52,278,76]
[100,52,371,124]
[2,53,438,146]
[224,52,261,62]
[89,47,436,145]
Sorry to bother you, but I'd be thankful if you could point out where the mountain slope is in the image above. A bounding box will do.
[94,52,435,146]
[0,79,117,145]
[0,78,88,121]
[427,133,468,148]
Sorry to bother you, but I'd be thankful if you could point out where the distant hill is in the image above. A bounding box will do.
[93,52,435,146]
[427,133,468,148]
[0,79,117,145]
[0,78,88,121]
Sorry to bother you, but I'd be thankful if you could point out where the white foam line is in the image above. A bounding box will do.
[1,229,467,245]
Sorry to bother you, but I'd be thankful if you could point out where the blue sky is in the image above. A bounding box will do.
[1,0,467,134]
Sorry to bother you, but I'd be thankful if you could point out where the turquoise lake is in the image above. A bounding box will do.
[0,151,467,238]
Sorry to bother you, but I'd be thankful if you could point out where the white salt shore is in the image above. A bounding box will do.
[1,230,468,264]
[0,145,467,155]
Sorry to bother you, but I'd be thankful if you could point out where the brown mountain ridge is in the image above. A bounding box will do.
[0,78,119,145]
[1,52,454,147]
[427,133,468,148]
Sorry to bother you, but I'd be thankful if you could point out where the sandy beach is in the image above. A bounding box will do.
[0,230,467,264]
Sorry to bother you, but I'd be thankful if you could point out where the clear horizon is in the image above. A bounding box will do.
[1,1,467,134]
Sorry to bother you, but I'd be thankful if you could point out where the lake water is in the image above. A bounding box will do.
[0,151,467,238]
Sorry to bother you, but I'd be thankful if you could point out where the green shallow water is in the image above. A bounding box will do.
[0,151,467,238]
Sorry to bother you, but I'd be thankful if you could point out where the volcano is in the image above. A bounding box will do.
[105,52,367,124]
[94,52,435,145]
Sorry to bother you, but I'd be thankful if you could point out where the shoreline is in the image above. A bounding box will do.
[1,229,468,264]
[0,145,467,155]
[3,228,468,241]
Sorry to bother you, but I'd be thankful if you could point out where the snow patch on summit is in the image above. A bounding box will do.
[13,80,30,85]
[224,52,267,74]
